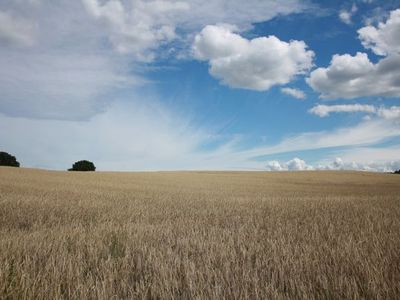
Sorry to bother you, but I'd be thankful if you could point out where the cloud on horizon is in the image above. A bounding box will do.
[266,157,400,172]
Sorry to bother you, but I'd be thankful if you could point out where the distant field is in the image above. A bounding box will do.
[0,167,399,299]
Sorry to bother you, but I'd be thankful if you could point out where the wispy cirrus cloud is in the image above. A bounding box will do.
[309,104,376,117]
[281,87,306,99]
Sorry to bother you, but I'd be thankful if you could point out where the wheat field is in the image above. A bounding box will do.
[0,167,399,299]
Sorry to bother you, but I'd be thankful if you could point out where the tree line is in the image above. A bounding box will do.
[0,151,95,171]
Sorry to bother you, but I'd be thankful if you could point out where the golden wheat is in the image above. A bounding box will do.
[0,167,399,299]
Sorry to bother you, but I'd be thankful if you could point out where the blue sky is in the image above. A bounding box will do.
[1,0,400,171]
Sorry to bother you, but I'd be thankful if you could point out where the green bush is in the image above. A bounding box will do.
[0,152,20,167]
[68,160,96,172]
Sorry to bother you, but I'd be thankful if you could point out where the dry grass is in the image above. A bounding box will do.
[0,167,399,299]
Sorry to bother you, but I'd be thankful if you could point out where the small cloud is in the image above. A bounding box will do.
[265,160,284,171]
[339,10,352,24]
[339,4,358,25]
[309,104,376,117]
[281,87,306,100]
[265,157,313,171]
[309,104,400,121]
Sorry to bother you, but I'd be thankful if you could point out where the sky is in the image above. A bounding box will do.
[1,0,400,171]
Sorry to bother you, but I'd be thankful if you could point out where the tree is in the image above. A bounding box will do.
[68,160,96,172]
[394,169,400,174]
[0,151,20,167]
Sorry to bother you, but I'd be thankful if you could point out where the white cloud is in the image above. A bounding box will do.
[309,104,400,120]
[193,24,314,91]
[309,104,377,117]
[265,160,284,171]
[339,4,357,25]
[307,52,400,99]
[265,158,313,171]
[309,9,400,100]
[316,157,400,172]
[281,87,306,99]
[287,157,313,170]
[339,11,352,25]
[266,156,400,172]
[358,8,400,56]
[82,0,188,62]
[82,0,309,61]
[0,10,36,47]
[377,106,400,120]
[315,157,354,171]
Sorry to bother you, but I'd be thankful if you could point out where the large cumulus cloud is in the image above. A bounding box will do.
[308,9,400,99]
[193,24,314,91]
